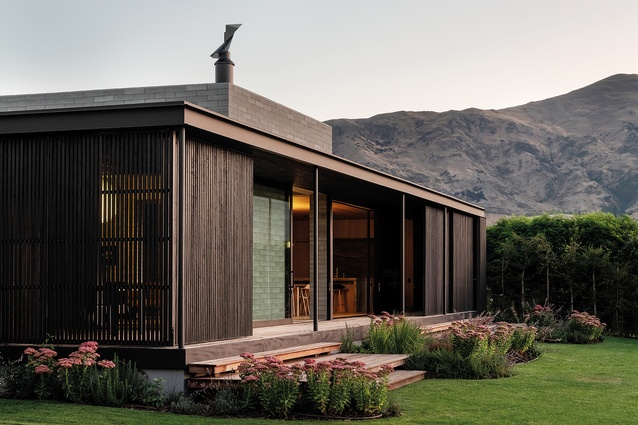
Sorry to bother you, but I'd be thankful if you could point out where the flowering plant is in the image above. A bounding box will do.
[527,304,556,328]
[22,345,59,399]
[449,321,491,358]
[56,341,112,402]
[0,340,158,407]
[238,353,302,418]
[566,311,605,343]
[237,353,392,418]
[524,304,560,341]
[509,325,537,354]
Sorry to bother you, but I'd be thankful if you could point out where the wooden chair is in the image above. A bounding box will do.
[299,284,310,316]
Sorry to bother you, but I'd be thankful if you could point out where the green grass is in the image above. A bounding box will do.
[2,337,638,424]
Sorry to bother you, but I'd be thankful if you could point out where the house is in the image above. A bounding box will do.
[0,27,486,387]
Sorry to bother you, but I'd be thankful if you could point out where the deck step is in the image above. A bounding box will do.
[387,370,426,390]
[424,321,454,334]
[287,353,408,371]
[188,341,342,376]
[187,352,411,389]
[187,368,426,391]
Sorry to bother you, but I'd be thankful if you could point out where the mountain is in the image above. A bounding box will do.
[327,74,638,224]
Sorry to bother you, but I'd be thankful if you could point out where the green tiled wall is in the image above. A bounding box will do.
[253,184,289,321]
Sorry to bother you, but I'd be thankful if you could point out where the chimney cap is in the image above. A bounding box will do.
[211,24,242,58]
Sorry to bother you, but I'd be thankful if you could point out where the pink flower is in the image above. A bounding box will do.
[240,352,255,359]
[34,364,52,374]
[97,360,115,369]
[241,374,259,383]
[24,347,37,356]
[38,348,57,358]
[57,357,81,368]
[79,341,99,351]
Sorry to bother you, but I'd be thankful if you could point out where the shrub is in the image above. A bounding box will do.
[0,355,39,399]
[449,321,491,358]
[339,323,363,353]
[526,304,556,328]
[565,311,606,344]
[169,393,198,415]
[526,304,560,341]
[192,381,242,416]
[510,325,537,354]
[406,349,511,379]
[406,318,540,379]
[489,322,515,356]
[364,312,426,354]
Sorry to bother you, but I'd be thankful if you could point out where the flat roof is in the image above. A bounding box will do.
[0,101,484,216]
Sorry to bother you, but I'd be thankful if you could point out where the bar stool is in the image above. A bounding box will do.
[333,284,347,313]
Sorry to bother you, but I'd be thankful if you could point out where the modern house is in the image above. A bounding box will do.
[0,27,486,384]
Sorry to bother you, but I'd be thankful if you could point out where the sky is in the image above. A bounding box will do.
[1,0,637,121]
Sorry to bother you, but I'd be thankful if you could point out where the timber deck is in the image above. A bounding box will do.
[187,346,426,391]
[184,316,461,391]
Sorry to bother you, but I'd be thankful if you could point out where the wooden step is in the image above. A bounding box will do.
[289,353,408,371]
[423,321,454,334]
[387,370,426,390]
[188,368,427,391]
[187,352,410,388]
[188,342,342,376]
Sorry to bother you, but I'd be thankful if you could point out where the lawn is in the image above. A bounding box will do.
[2,337,637,424]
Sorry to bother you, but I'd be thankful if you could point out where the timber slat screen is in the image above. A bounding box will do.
[183,138,253,343]
[0,131,173,346]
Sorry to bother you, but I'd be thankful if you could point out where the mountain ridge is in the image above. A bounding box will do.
[327,74,638,224]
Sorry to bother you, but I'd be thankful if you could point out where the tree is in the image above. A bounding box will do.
[560,238,582,313]
[505,233,550,308]
[579,246,610,316]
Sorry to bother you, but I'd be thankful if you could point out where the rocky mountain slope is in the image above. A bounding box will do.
[328,74,638,224]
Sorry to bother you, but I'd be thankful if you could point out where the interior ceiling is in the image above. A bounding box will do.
[292,194,370,219]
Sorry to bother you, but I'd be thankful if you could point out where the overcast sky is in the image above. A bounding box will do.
[1,0,636,121]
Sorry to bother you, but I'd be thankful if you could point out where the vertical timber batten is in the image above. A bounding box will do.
[177,128,185,349]
[327,194,334,320]
[401,194,406,314]
[313,167,319,331]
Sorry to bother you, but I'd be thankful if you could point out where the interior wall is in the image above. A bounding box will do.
[332,211,374,315]
[309,194,329,320]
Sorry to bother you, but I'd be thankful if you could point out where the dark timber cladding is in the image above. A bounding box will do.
[0,131,173,345]
[450,211,475,312]
[424,205,445,315]
[183,137,253,343]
